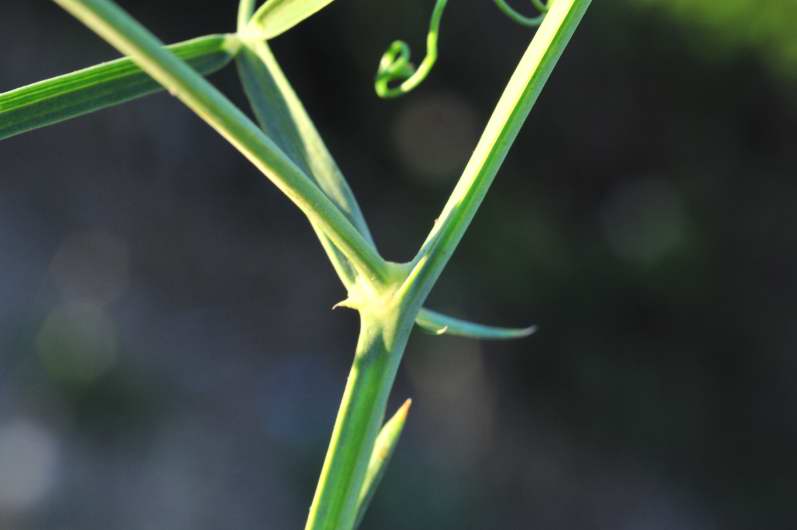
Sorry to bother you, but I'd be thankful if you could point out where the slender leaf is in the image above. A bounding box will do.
[235,40,373,242]
[247,0,335,41]
[416,308,536,340]
[235,39,373,285]
[354,399,411,530]
[0,34,238,141]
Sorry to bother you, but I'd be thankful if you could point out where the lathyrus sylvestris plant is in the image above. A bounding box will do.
[0,0,591,528]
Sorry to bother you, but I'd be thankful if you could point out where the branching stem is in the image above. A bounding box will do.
[46,2,592,530]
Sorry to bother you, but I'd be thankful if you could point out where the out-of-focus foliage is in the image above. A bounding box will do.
[635,0,797,78]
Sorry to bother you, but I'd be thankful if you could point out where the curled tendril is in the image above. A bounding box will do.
[375,0,448,99]
[533,0,550,12]
[494,0,549,27]
[374,0,550,99]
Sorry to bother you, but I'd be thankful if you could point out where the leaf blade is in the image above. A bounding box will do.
[235,39,374,285]
[0,34,238,141]
[416,308,536,340]
[247,0,335,41]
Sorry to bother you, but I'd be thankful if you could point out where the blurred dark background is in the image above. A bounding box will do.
[1,1,796,529]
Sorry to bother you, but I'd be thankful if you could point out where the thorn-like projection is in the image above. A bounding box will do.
[416,308,536,340]
[332,298,358,310]
[354,398,412,528]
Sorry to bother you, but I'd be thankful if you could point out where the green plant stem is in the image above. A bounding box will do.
[237,0,256,30]
[305,310,411,530]
[305,3,591,528]
[53,0,389,287]
[48,3,592,530]
[231,21,531,343]
[398,0,592,316]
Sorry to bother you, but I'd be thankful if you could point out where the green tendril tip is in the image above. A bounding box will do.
[494,0,550,27]
[374,0,550,99]
[375,0,448,99]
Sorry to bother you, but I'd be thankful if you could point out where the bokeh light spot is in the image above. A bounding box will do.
[392,92,479,182]
[405,339,495,465]
[36,302,118,384]
[0,420,59,514]
[49,230,130,306]
[600,178,688,264]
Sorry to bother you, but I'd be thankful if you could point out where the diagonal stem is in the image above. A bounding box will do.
[53,0,390,286]
[397,0,592,316]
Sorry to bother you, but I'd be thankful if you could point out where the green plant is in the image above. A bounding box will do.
[0,0,591,528]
